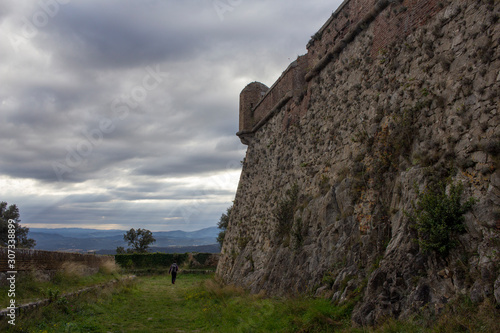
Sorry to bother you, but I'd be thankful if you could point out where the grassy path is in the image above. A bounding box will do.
[7,274,352,332]
[86,274,213,332]
[95,274,208,332]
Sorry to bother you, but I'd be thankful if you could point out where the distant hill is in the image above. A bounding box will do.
[29,227,220,253]
[95,244,221,255]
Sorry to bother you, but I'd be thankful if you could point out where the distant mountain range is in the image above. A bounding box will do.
[29,227,220,254]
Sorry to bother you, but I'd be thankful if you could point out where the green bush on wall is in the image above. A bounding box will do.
[274,184,299,238]
[408,181,476,255]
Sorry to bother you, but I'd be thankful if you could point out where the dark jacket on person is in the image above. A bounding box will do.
[169,263,178,274]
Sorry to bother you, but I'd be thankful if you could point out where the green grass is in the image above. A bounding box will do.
[2,274,499,332]
[0,268,122,306]
[185,278,354,332]
[2,274,354,332]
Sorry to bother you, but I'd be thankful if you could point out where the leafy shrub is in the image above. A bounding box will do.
[217,205,232,248]
[408,182,475,255]
[274,184,299,238]
[45,287,61,301]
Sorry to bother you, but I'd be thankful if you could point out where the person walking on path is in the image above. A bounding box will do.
[169,262,179,284]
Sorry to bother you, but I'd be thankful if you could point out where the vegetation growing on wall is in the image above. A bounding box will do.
[221,0,500,326]
[408,182,476,255]
[217,205,232,248]
[274,184,299,242]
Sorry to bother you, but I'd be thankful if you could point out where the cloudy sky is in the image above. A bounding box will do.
[0,0,342,232]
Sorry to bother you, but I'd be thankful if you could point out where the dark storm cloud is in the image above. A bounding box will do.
[31,0,335,71]
[133,151,242,177]
[0,0,342,231]
[41,2,207,69]
[0,2,11,23]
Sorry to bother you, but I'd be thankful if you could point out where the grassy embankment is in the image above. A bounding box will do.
[1,272,499,332]
[0,261,122,307]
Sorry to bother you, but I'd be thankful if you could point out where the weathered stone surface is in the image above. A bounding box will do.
[495,276,500,304]
[217,0,500,326]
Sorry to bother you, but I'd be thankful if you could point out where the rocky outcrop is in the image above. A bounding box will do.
[217,0,500,325]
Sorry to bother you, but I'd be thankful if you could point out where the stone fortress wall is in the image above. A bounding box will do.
[219,0,500,326]
[238,0,446,144]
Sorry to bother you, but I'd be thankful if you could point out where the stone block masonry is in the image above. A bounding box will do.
[237,0,447,144]
[237,54,309,143]
[219,0,500,326]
